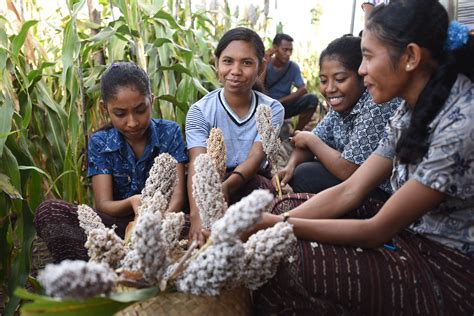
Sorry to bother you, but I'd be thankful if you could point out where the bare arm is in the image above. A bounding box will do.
[166,163,186,212]
[293,131,359,181]
[279,85,307,106]
[222,142,266,199]
[92,174,140,217]
[260,178,444,248]
[272,146,314,188]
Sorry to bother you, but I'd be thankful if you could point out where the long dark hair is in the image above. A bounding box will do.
[214,27,265,92]
[367,0,474,164]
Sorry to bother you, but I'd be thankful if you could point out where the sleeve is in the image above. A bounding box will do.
[165,122,189,163]
[373,106,405,160]
[412,104,474,198]
[292,62,305,88]
[313,109,336,148]
[185,104,210,149]
[341,103,395,165]
[87,133,112,177]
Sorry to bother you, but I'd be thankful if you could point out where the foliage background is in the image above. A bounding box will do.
[0,0,322,314]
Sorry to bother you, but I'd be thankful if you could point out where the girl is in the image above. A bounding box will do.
[34,61,188,262]
[185,27,284,245]
[274,35,400,196]
[252,1,474,314]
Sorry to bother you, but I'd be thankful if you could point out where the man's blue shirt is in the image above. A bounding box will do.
[265,61,305,100]
[88,118,188,200]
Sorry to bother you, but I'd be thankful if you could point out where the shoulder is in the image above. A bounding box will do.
[255,91,284,111]
[150,118,179,130]
[89,127,116,147]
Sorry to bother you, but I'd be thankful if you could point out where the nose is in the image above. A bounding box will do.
[127,114,139,128]
[230,63,242,75]
[358,60,367,77]
[326,80,337,93]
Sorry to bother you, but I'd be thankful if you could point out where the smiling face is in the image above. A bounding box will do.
[319,57,364,114]
[216,40,262,95]
[104,85,152,143]
[359,29,408,104]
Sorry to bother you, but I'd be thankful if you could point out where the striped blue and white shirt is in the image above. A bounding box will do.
[185,88,284,168]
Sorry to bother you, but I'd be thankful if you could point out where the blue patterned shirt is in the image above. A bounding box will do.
[374,74,474,256]
[88,119,188,200]
[313,90,401,193]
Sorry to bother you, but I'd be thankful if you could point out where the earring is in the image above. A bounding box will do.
[406,65,411,70]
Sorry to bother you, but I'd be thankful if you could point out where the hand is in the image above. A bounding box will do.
[189,212,208,247]
[361,2,374,13]
[292,131,313,150]
[272,166,295,189]
[221,182,230,202]
[241,213,279,241]
[129,194,141,217]
[264,47,275,63]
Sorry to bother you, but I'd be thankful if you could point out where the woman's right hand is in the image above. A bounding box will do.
[272,166,295,189]
[189,212,208,247]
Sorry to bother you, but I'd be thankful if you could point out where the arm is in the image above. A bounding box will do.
[166,163,186,212]
[293,131,359,181]
[92,174,140,216]
[273,146,314,188]
[260,178,444,248]
[222,142,266,200]
[279,84,307,106]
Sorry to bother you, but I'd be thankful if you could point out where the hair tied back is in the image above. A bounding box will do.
[444,21,469,51]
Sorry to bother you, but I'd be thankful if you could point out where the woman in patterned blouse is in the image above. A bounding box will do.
[273,35,400,197]
[253,0,474,314]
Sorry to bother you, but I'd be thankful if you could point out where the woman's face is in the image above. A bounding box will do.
[104,85,152,143]
[319,57,364,114]
[359,29,407,104]
[216,40,262,95]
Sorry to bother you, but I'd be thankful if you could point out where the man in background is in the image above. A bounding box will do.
[263,33,318,134]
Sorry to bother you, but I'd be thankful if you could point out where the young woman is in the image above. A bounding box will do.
[252,1,474,314]
[185,27,284,245]
[273,35,400,196]
[34,61,188,262]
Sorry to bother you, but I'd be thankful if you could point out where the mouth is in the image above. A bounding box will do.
[326,96,344,106]
[226,79,243,87]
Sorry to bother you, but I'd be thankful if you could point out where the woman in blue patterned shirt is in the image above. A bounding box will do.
[273,35,400,197]
[34,62,188,262]
[253,0,474,314]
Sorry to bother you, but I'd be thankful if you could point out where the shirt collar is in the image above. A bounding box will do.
[98,123,155,154]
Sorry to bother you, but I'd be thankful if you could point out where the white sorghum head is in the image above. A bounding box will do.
[210,189,273,243]
[77,204,106,236]
[256,104,281,168]
[192,154,227,230]
[141,153,177,206]
[206,128,227,181]
[243,222,296,290]
[161,212,185,257]
[124,212,167,285]
[37,260,116,299]
[175,242,244,296]
[85,227,126,269]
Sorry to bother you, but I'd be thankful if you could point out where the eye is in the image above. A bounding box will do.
[222,58,232,65]
[113,111,125,117]
[319,79,327,85]
[335,77,347,83]
[243,60,254,66]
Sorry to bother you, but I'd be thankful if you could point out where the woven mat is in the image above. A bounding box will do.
[116,286,252,316]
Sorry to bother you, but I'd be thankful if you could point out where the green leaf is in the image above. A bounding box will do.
[0,93,14,156]
[160,64,192,76]
[155,10,182,30]
[16,286,159,316]
[11,20,38,58]
[0,173,22,199]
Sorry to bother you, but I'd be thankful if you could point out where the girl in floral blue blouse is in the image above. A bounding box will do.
[34,62,188,262]
[252,0,474,314]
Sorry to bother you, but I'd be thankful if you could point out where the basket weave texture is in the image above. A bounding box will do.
[115,286,251,316]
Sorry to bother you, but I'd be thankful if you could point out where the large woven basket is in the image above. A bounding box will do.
[115,286,251,316]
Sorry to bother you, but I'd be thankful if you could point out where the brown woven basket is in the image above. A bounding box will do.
[115,286,252,316]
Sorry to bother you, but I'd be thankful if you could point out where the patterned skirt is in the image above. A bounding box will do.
[253,193,474,315]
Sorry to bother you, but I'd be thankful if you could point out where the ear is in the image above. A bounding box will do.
[100,100,108,113]
[403,43,423,72]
